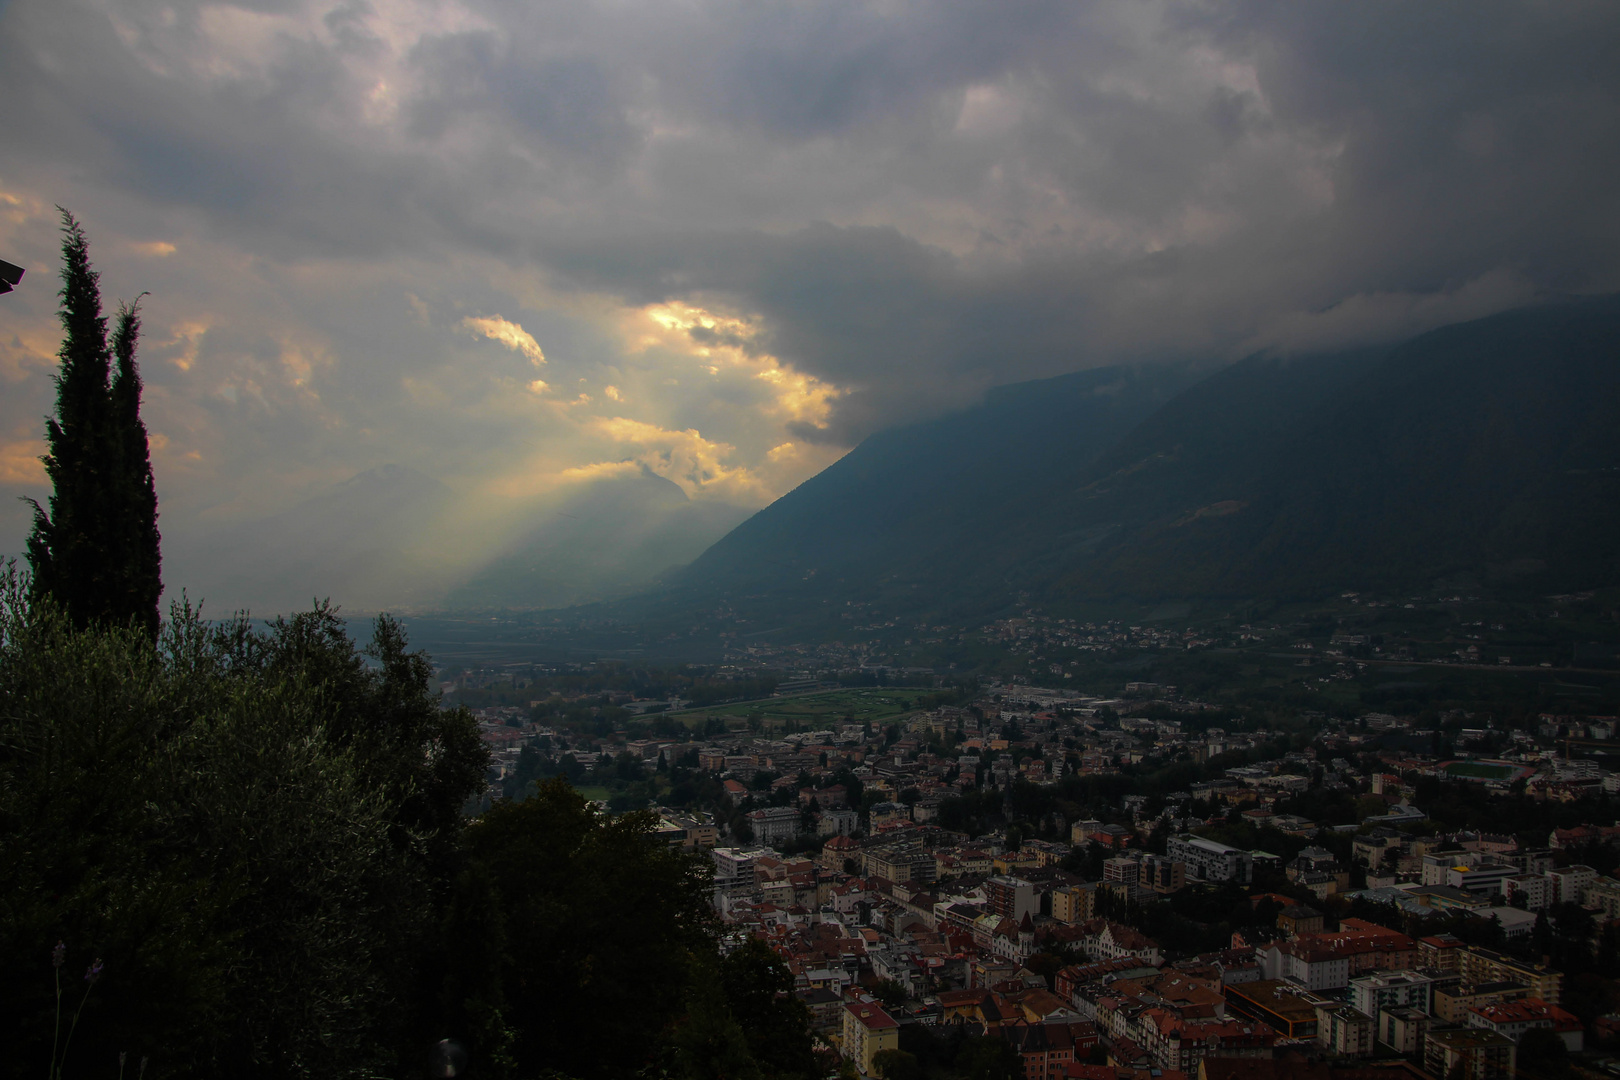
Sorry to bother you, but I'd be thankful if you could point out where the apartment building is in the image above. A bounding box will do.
[1459,947,1563,1006]
[1424,1027,1515,1080]
[987,875,1038,923]
[1168,835,1254,885]
[1349,971,1433,1019]
[843,999,900,1075]
[1051,882,1097,924]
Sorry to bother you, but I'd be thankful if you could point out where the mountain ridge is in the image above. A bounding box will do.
[651,294,1620,630]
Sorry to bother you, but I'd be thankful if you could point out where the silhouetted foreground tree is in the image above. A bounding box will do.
[0,576,817,1079]
[440,779,819,1080]
[718,937,818,1077]
[0,576,487,1078]
[25,210,161,638]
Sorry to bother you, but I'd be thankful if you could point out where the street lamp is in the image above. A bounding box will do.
[0,258,23,295]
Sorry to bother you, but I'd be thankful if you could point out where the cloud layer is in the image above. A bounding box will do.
[1,0,1617,609]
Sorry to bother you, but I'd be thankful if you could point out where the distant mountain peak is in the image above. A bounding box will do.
[334,463,449,494]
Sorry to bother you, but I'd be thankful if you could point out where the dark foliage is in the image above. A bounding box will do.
[1515,1027,1573,1078]
[445,779,716,1079]
[896,1026,1021,1080]
[0,577,487,1079]
[718,938,818,1079]
[25,211,161,639]
[2,578,821,1079]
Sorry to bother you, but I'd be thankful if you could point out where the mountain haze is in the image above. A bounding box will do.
[170,465,749,615]
[170,297,1620,622]
[449,470,750,610]
[170,464,456,615]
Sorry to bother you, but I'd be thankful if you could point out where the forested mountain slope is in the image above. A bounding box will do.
[681,362,1204,605]
[1049,296,1620,600]
[669,295,1620,621]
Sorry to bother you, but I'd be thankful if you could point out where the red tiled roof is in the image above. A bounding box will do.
[1064,1066,1115,1080]
[846,1000,898,1030]
[938,989,987,1007]
[1472,997,1581,1030]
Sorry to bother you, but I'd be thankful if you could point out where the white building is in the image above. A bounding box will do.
[1446,863,1516,896]
[1168,835,1253,885]
[1486,905,1539,940]
[817,808,860,837]
[1468,999,1583,1052]
[1350,971,1433,1019]
[1503,874,1552,911]
[1261,939,1349,991]
[1549,864,1595,905]
[711,845,774,890]
[745,806,803,846]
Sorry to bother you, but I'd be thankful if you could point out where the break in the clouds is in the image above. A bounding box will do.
[1,0,1618,611]
[461,315,546,368]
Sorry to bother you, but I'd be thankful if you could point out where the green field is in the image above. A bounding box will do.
[672,687,928,733]
[1443,761,1518,781]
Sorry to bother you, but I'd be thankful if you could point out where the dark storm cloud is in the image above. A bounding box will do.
[10,2,1616,310]
[477,0,1620,437]
[1185,1,1620,288]
[0,1,430,258]
[649,2,1074,139]
[540,222,1107,442]
[406,32,640,168]
[2,0,1619,523]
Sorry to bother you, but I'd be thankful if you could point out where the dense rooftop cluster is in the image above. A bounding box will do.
[463,669,1620,1077]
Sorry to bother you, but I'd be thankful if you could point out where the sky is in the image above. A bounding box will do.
[2,0,1618,611]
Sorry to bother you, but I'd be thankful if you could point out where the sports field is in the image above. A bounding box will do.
[1442,760,1529,782]
[672,686,929,733]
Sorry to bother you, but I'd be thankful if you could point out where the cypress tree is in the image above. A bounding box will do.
[111,296,163,638]
[25,210,162,637]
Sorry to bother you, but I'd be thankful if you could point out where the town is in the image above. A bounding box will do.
[465,669,1620,1080]
[6,4,1618,1075]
